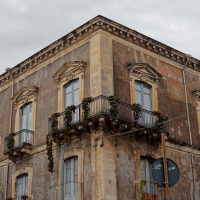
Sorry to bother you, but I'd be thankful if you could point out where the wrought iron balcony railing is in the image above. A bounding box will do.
[4,129,34,154]
[48,95,169,134]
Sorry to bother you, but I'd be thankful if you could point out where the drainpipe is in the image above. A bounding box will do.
[182,54,195,199]
[60,144,65,200]
[5,80,14,199]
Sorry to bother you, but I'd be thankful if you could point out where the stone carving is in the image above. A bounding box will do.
[193,90,200,101]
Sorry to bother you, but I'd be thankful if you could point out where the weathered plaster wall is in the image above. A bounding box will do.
[112,40,200,147]
[4,42,90,145]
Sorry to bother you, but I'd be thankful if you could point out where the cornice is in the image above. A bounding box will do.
[0,15,200,88]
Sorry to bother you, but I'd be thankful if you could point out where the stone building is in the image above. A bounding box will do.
[0,15,200,200]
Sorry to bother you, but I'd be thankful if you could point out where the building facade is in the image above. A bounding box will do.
[0,15,200,200]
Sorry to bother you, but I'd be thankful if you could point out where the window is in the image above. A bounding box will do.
[135,81,153,126]
[140,157,157,195]
[53,61,85,115]
[20,103,32,145]
[64,157,78,200]
[64,79,79,123]
[17,174,28,199]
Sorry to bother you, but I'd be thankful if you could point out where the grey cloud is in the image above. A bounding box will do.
[0,0,200,75]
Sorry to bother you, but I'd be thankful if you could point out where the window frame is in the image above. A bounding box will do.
[64,156,78,199]
[58,149,83,200]
[64,79,79,109]
[17,173,28,199]
[127,63,162,112]
[12,167,33,199]
[135,80,152,111]
[52,61,85,114]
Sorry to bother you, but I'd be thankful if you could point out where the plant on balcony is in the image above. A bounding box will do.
[51,112,60,140]
[64,105,76,130]
[108,96,120,124]
[6,136,15,151]
[153,111,168,132]
[81,96,93,123]
[46,135,54,173]
[131,103,142,123]
[140,179,146,200]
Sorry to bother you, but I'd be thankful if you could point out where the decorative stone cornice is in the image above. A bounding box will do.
[192,90,200,101]
[1,15,200,88]
[127,63,162,84]
[11,86,39,108]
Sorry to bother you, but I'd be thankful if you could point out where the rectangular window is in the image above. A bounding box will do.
[20,103,32,145]
[65,157,78,200]
[140,157,157,195]
[135,81,153,126]
[17,174,28,199]
[64,79,79,123]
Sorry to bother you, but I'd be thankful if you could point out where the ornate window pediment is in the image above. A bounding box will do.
[53,61,86,86]
[11,86,39,107]
[127,63,162,83]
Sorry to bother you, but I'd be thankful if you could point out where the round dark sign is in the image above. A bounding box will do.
[152,158,180,187]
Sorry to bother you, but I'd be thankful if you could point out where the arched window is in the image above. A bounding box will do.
[17,174,28,199]
[64,79,79,122]
[135,81,152,126]
[20,103,32,145]
[64,157,78,200]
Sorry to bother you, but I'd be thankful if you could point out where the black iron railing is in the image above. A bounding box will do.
[4,129,34,153]
[48,95,168,133]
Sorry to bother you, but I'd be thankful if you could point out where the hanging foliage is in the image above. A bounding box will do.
[64,105,76,130]
[131,103,142,123]
[140,179,146,200]
[81,97,93,123]
[153,111,168,132]
[46,135,54,173]
[6,136,15,151]
[108,96,120,123]
[51,112,60,140]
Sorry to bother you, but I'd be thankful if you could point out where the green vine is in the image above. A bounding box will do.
[131,103,142,123]
[153,111,168,132]
[140,179,146,200]
[6,136,15,150]
[81,97,93,123]
[108,96,120,123]
[46,135,54,173]
[64,105,76,130]
[51,112,60,140]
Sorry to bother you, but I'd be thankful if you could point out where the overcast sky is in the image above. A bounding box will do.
[0,0,200,76]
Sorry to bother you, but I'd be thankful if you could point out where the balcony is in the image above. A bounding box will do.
[48,95,168,144]
[4,130,34,162]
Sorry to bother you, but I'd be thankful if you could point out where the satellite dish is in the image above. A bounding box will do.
[152,158,180,187]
